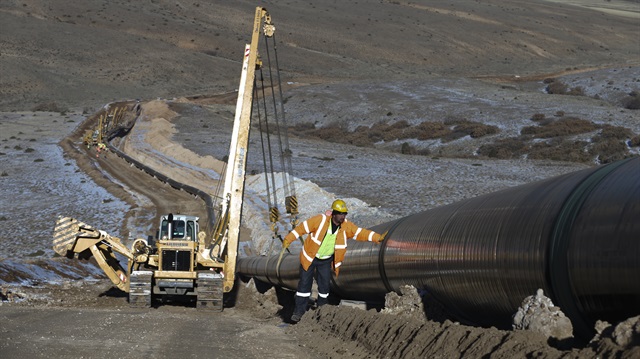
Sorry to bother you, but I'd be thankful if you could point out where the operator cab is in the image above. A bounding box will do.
[159,213,199,241]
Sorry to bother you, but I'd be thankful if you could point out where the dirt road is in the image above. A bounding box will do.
[0,280,317,359]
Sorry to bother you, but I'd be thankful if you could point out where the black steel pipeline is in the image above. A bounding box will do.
[237,157,640,338]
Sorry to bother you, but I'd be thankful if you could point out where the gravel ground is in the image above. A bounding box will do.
[1,0,639,357]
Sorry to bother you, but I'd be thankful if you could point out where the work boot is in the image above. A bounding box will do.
[294,295,308,314]
[316,297,328,307]
[290,312,303,323]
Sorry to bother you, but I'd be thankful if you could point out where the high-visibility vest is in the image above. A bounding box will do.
[283,214,382,275]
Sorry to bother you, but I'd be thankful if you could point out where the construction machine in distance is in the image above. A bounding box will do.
[52,6,297,311]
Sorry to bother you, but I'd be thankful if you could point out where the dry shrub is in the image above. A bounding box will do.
[293,119,496,147]
[31,102,68,114]
[567,86,585,96]
[546,81,568,94]
[389,120,411,130]
[350,125,375,147]
[401,142,415,155]
[290,121,343,142]
[545,80,584,96]
[622,92,640,110]
[589,125,635,163]
[314,122,350,143]
[453,120,499,139]
[290,122,316,135]
[368,122,391,142]
[530,113,546,122]
[521,116,597,138]
[630,136,640,147]
[410,122,450,140]
[589,140,629,163]
[625,97,640,110]
[531,113,553,126]
[528,140,592,162]
[595,124,634,141]
[441,131,467,142]
[399,142,431,156]
[383,120,412,141]
[477,137,528,159]
[439,120,498,143]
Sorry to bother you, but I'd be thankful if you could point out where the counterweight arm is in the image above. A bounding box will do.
[53,216,134,291]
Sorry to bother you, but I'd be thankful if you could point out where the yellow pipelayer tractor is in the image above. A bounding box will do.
[53,213,225,308]
[52,7,294,311]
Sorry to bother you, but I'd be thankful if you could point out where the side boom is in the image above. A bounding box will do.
[217,6,275,293]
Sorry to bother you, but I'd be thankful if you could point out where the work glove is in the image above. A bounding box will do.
[377,230,389,243]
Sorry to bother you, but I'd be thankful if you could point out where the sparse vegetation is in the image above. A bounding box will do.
[443,119,499,142]
[478,120,639,163]
[289,114,639,163]
[529,139,592,162]
[530,113,546,122]
[589,139,629,164]
[521,116,597,138]
[622,91,640,110]
[400,142,415,155]
[544,79,586,96]
[588,125,635,163]
[31,102,68,114]
[567,86,585,96]
[289,119,499,154]
[545,79,567,94]
[477,137,528,159]
[596,124,634,141]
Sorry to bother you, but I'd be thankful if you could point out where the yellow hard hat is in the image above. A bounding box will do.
[331,199,348,213]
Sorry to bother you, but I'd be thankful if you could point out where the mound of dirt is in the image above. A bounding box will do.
[285,290,639,359]
[512,289,574,344]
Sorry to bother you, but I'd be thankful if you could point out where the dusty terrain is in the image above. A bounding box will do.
[1,0,639,358]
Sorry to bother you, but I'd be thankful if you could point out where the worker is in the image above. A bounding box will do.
[283,199,387,323]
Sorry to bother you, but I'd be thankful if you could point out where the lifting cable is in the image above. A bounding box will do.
[209,160,227,236]
[254,73,280,239]
[264,33,299,229]
[255,32,301,251]
[254,77,281,257]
